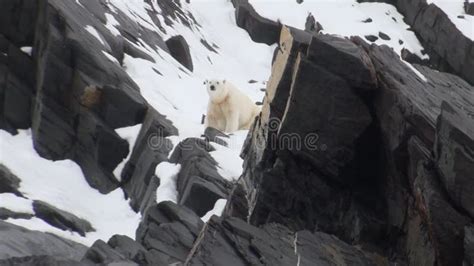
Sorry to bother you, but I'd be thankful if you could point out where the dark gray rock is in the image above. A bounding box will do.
[0,255,89,266]
[435,102,474,218]
[81,234,167,265]
[0,220,87,260]
[0,164,22,196]
[378,31,391,40]
[187,217,297,265]
[234,1,281,45]
[81,240,135,265]
[465,1,474,15]
[304,13,323,33]
[411,158,470,266]
[136,201,204,265]
[21,0,150,193]
[0,207,33,220]
[166,35,193,71]
[296,230,380,266]
[364,35,378,42]
[279,35,373,182]
[187,217,383,265]
[32,200,94,237]
[0,0,38,47]
[239,30,386,250]
[0,34,36,134]
[465,225,474,265]
[366,44,474,150]
[401,47,429,66]
[122,107,177,213]
[307,34,377,91]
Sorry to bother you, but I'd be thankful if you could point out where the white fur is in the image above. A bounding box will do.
[205,79,260,133]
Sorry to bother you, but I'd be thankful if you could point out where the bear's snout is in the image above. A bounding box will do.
[210,85,216,91]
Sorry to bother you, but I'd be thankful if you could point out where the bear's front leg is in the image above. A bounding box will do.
[225,111,239,133]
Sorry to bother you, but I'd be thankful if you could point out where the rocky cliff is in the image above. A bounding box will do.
[0,0,473,265]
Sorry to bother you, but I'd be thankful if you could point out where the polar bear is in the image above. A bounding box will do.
[204,79,260,133]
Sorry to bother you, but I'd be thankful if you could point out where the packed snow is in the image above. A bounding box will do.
[0,130,141,246]
[250,0,429,58]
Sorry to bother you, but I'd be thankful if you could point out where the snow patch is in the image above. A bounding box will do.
[85,25,106,46]
[155,162,181,204]
[113,124,142,181]
[0,194,34,215]
[20,46,32,56]
[249,0,429,58]
[201,198,227,222]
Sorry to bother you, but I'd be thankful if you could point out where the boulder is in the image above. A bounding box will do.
[234,2,281,45]
[435,102,474,218]
[81,240,131,265]
[32,200,94,237]
[165,35,193,71]
[169,138,232,216]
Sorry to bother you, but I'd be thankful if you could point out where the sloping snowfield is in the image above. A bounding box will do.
[1,0,470,246]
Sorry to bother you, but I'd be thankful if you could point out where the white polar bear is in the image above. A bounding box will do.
[204,79,260,133]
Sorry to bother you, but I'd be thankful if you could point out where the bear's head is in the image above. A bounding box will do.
[204,79,228,103]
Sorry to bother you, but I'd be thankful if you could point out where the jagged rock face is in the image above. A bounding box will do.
[238,24,474,264]
[239,28,385,248]
[186,216,382,265]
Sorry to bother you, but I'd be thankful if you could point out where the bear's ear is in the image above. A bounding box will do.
[203,80,208,85]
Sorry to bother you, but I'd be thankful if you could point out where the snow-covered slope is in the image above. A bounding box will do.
[0,0,273,245]
[249,0,429,58]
